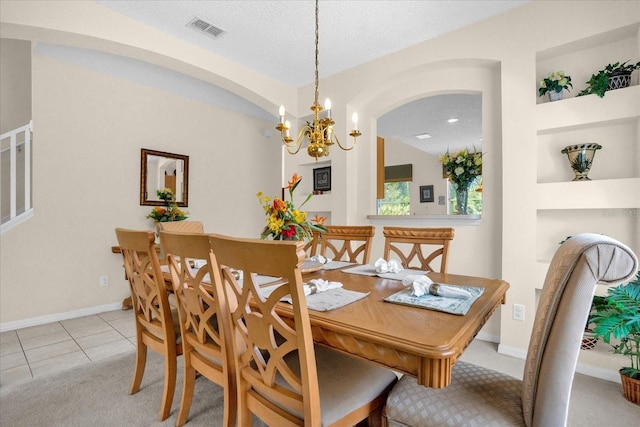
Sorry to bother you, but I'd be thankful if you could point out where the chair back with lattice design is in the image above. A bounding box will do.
[160,231,236,427]
[157,220,204,234]
[320,225,375,264]
[115,227,180,421]
[383,226,454,273]
[303,230,320,257]
[208,234,320,425]
[117,228,175,346]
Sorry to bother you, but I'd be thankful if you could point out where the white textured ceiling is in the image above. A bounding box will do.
[95,0,528,87]
[93,0,529,154]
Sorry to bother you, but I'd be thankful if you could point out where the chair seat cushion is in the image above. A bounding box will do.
[277,345,398,426]
[386,361,524,427]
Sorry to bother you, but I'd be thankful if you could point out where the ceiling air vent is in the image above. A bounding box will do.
[186,17,225,39]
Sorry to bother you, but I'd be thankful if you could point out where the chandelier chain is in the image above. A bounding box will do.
[314,0,319,107]
[275,0,360,160]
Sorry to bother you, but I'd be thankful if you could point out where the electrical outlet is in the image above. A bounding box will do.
[513,304,525,321]
[99,275,109,287]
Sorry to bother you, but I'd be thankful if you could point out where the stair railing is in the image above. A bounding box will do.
[1,120,33,234]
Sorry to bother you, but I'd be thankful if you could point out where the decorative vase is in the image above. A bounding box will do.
[455,184,470,215]
[548,90,563,102]
[608,72,632,91]
[620,371,640,405]
[561,143,602,181]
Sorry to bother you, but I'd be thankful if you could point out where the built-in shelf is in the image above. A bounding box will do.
[304,193,332,212]
[536,85,640,133]
[536,178,640,210]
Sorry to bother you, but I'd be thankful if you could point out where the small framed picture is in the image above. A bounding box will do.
[420,185,434,203]
[313,167,331,192]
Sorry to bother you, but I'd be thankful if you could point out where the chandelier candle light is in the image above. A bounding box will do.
[276,0,361,160]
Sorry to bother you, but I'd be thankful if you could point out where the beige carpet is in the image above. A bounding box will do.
[1,341,639,426]
[0,351,265,427]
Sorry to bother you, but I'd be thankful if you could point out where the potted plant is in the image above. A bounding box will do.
[539,71,573,101]
[590,271,640,405]
[577,60,640,98]
[146,188,188,223]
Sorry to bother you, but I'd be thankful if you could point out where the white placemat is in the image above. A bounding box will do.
[259,282,369,312]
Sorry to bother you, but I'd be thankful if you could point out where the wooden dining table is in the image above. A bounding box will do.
[116,238,510,389]
[279,266,509,389]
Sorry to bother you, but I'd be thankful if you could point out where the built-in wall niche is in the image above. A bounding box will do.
[537,117,639,183]
[292,160,332,213]
[535,23,639,105]
[535,208,639,264]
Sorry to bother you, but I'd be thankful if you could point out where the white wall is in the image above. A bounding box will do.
[0,38,31,133]
[0,48,281,325]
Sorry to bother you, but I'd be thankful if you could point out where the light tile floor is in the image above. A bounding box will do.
[0,309,136,388]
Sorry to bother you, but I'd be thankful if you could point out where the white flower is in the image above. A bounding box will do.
[454,166,465,176]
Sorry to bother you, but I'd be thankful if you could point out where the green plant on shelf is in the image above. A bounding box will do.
[577,60,640,98]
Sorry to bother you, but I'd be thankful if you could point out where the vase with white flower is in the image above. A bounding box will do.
[539,71,573,102]
[257,173,327,241]
[439,148,483,215]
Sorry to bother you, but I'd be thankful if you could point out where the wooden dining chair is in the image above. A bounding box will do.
[382,226,454,273]
[156,220,204,234]
[384,233,638,427]
[208,234,398,427]
[303,230,320,257]
[319,225,375,264]
[115,228,182,421]
[159,231,236,427]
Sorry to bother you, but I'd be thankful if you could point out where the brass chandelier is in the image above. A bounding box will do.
[276,0,361,160]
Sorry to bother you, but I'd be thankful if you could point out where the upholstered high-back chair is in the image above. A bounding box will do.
[384,233,638,427]
[320,225,375,264]
[382,226,454,273]
[159,231,236,427]
[208,234,398,426]
[156,220,204,234]
[115,228,182,421]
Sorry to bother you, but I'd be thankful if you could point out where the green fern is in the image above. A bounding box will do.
[591,272,640,379]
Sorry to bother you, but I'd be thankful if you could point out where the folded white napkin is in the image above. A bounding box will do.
[309,255,332,264]
[374,258,403,274]
[304,278,343,296]
[402,274,472,299]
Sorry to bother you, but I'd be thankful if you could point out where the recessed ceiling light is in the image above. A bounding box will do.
[447,118,458,123]
[415,133,432,139]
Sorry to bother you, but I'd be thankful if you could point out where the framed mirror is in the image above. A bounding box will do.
[140,148,189,207]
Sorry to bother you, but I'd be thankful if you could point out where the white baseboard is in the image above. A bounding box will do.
[495,343,621,384]
[497,343,528,360]
[476,331,500,343]
[0,302,123,332]
[575,362,621,384]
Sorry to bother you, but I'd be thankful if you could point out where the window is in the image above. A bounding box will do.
[377,181,410,215]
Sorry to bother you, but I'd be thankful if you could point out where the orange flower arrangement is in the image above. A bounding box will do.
[257,173,327,240]
[146,188,188,223]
